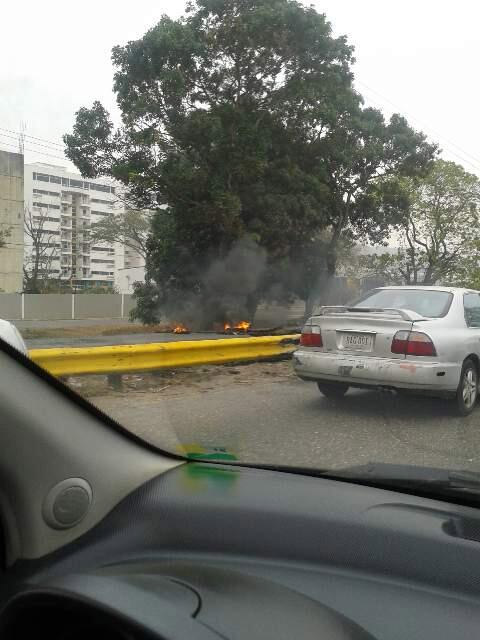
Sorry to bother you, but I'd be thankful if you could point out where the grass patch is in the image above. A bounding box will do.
[22,324,173,340]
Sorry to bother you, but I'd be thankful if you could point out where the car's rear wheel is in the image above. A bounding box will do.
[317,381,349,399]
[456,359,478,416]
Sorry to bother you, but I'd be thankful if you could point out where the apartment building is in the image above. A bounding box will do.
[0,150,24,293]
[24,162,127,290]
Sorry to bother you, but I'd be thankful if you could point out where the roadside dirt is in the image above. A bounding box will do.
[22,323,174,340]
[65,359,295,399]
[23,323,300,340]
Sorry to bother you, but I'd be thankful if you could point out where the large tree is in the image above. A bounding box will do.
[351,160,480,287]
[64,0,435,325]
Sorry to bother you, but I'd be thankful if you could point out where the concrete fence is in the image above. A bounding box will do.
[0,293,134,321]
[0,293,303,324]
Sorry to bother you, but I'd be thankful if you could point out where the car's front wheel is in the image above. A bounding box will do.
[456,359,478,416]
[317,381,349,400]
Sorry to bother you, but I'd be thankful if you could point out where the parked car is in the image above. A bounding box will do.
[0,319,27,355]
[293,286,480,416]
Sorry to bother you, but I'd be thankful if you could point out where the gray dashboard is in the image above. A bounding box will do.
[1,462,480,639]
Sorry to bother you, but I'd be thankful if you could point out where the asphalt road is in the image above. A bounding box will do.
[92,375,480,472]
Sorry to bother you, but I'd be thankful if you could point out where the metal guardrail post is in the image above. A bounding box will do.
[108,374,123,391]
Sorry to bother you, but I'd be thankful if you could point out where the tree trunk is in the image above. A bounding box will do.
[326,246,337,277]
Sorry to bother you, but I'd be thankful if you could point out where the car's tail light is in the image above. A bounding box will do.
[391,330,437,357]
[300,324,323,347]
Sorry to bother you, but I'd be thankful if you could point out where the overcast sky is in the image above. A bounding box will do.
[1,0,478,174]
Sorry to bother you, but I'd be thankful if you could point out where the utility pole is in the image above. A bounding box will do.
[18,121,26,155]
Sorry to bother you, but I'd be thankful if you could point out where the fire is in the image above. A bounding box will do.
[173,323,190,334]
[223,321,251,332]
[234,320,251,331]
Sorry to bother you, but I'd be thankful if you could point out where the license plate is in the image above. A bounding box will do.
[342,333,373,351]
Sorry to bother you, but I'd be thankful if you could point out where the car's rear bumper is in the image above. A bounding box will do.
[292,349,461,393]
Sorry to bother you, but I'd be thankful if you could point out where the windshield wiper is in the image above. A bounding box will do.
[320,463,480,501]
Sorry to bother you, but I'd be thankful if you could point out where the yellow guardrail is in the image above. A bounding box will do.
[29,335,300,377]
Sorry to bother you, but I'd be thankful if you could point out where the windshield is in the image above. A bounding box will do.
[352,289,454,318]
[3,0,480,495]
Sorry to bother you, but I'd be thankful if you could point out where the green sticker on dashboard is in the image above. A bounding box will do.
[179,444,238,461]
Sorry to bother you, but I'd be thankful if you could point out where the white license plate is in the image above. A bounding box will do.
[342,333,373,351]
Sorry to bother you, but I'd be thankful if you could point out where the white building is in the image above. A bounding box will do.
[24,162,144,291]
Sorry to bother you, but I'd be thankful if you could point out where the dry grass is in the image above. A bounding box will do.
[22,324,174,340]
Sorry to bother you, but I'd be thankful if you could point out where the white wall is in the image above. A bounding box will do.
[115,265,146,294]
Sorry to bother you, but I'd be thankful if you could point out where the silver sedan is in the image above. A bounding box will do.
[293,286,480,416]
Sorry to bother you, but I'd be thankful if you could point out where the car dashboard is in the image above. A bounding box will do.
[1,462,480,639]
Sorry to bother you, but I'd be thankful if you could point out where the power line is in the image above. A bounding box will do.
[0,132,68,156]
[0,139,68,162]
[356,79,480,173]
[0,126,64,149]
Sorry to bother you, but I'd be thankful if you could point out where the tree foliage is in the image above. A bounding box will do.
[353,160,480,287]
[65,0,436,325]
[90,209,151,260]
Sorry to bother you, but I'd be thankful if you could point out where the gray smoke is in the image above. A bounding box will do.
[201,236,267,319]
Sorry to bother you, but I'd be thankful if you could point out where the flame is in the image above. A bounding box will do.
[224,321,251,332]
[234,320,251,331]
[173,323,190,334]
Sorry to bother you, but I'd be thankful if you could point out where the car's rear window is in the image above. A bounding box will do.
[352,289,453,318]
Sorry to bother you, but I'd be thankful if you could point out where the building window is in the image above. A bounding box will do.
[33,189,60,197]
[50,175,61,184]
[35,173,50,183]
[89,182,112,193]
[33,201,61,211]
[33,216,60,223]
